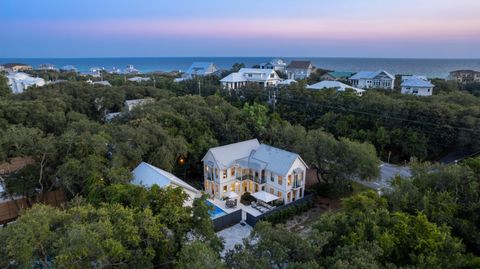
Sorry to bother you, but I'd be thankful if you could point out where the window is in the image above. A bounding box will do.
[288,175,292,186]
[231,183,235,192]
[270,187,274,194]
[270,73,274,78]
[230,168,235,177]
[223,186,227,193]
[248,74,253,77]
[223,170,227,179]
[215,168,218,178]
[278,176,283,185]
[270,173,274,182]
[278,191,283,200]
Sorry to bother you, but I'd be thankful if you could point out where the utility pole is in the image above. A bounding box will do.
[198,79,201,96]
[272,90,277,112]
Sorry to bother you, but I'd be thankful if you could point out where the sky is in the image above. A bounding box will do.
[1,0,480,58]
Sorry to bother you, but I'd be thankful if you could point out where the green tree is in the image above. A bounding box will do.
[176,241,225,269]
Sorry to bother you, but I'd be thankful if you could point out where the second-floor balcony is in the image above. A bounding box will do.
[293,180,302,188]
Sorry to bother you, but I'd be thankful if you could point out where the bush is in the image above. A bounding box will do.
[263,198,314,225]
[240,192,256,205]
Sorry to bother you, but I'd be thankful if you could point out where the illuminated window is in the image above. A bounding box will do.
[288,175,292,186]
[223,186,227,193]
[278,191,283,200]
[231,183,235,192]
[278,176,283,185]
[223,170,227,179]
[230,168,235,177]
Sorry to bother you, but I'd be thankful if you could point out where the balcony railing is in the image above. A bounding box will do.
[236,175,251,181]
[293,180,302,188]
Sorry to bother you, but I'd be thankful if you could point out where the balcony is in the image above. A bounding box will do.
[236,175,251,181]
[293,180,302,188]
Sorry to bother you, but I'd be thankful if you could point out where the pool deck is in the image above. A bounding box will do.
[208,198,265,219]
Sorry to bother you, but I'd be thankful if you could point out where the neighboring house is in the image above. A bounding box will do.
[60,65,78,72]
[132,162,200,207]
[38,63,57,71]
[124,65,140,74]
[0,65,5,72]
[220,68,281,90]
[128,76,151,83]
[349,70,395,90]
[87,80,111,87]
[286,61,314,80]
[307,81,365,96]
[124,98,154,112]
[202,139,308,204]
[185,62,218,78]
[260,58,287,72]
[448,70,480,83]
[82,67,103,77]
[320,71,355,81]
[277,79,297,86]
[400,76,434,96]
[6,72,46,94]
[2,63,33,72]
[103,112,123,122]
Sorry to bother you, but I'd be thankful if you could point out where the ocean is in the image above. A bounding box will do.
[1,57,480,78]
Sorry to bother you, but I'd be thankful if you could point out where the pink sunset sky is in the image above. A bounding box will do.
[1,0,479,58]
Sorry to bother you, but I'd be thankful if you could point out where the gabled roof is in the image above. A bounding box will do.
[253,144,307,175]
[238,68,276,76]
[132,162,199,194]
[186,62,217,75]
[220,72,248,83]
[401,77,434,88]
[203,139,308,176]
[203,139,260,169]
[327,71,355,78]
[287,61,312,69]
[307,81,365,94]
[350,70,395,80]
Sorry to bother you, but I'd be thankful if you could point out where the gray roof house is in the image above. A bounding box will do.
[286,61,315,80]
[349,70,395,90]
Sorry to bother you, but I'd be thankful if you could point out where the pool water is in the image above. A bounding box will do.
[206,200,227,219]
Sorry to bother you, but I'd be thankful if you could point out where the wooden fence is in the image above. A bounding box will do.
[0,189,66,224]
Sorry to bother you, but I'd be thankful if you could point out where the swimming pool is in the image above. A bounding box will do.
[206,200,227,219]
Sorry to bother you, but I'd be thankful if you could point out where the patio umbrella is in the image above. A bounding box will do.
[225,191,239,199]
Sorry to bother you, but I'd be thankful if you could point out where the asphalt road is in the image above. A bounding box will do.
[354,163,411,193]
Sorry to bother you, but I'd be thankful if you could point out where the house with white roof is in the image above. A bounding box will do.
[128,76,151,83]
[349,70,395,90]
[185,62,218,78]
[307,81,365,96]
[220,68,281,90]
[132,162,200,207]
[401,76,434,96]
[260,58,287,72]
[6,72,46,94]
[202,139,308,204]
[286,61,315,80]
[124,98,154,112]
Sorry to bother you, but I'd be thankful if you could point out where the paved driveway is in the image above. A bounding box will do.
[354,163,411,193]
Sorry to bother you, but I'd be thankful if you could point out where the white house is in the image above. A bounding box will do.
[128,76,151,83]
[124,98,154,112]
[60,65,77,72]
[286,61,314,80]
[307,81,365,96]
[401,76,434,96]
[220,68,281,90]
[260,58,287,72]
[132,162,200,207]
[38,63,57,71]
[6,72,46,94]
[349,70,395,90]
[185,62,218,78]
[124,65,140,74]
[202,139,308,205]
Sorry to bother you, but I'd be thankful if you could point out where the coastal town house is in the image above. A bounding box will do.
[320,71,355,81]
[349,70,395,90]
[307,81,365,96]
[2,63,33,72]
[401,76,434,96]
[220,68,281,90]
[185,62,218,78]
[202,139,308,205]
[132,162,200,207]
[260,58,287,72]
[286,61,314,80]
[6,72,46,94]
[449,70,480,83]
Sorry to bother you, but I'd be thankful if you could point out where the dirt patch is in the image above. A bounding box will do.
[284,196,341,236]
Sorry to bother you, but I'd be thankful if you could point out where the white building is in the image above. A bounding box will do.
[132,162,200,207]
[286,61,314,80]
[6,72,46,94]
[401,76,434,96]
[220,68,281,90]
[185,62,218,78]
[307,81,365,96]
[349,70,395,90]
[124,98,154,112]
[260,58,287,72]
[87,80,111,87]
[124,65,140,74]
[38,64,57,71]
[128,76,151,83]
[202,139,308,205]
